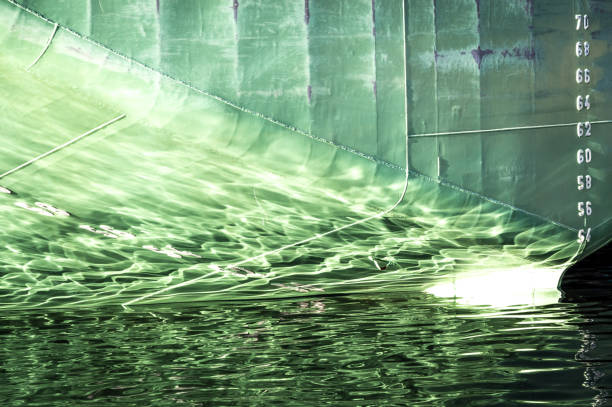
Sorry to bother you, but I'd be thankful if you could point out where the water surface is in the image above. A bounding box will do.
[1,254,611,406]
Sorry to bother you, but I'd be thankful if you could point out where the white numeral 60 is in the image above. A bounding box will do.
[577,148,592,164]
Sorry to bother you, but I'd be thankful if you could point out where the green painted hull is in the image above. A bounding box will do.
[0,0,610,308]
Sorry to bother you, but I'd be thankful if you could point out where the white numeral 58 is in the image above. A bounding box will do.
[577,175,592,190]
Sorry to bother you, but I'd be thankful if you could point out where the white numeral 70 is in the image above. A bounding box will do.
[576,14,590,30]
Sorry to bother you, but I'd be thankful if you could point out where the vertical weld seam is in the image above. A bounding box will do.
[477,0,484,198]
[399,0,409,199]
[432,0,441,168]
[372,0,379,157]
[371,0,376,36]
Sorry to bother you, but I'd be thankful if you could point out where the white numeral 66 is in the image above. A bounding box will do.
[576,68,591,83]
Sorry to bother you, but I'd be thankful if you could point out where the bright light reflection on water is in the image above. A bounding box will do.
[426,266,564,307]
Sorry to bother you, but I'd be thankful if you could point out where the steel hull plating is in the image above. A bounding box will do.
[0,0,610,308]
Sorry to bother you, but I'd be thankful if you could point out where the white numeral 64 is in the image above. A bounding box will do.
[576,95,591,110]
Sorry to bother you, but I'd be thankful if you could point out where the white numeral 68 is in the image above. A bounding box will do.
[576,41,590,57]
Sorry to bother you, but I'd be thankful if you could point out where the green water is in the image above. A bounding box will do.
[2,274,612,406]
[3,246,612,406]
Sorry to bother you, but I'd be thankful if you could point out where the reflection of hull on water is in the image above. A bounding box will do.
[0,0,611,308]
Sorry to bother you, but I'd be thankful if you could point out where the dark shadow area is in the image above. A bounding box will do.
[559,242,612,303]
[558,244,612,406]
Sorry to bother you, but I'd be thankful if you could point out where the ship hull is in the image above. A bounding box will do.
[0,0,610,308]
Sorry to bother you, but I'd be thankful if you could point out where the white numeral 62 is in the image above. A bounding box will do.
[577,122,591,137]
